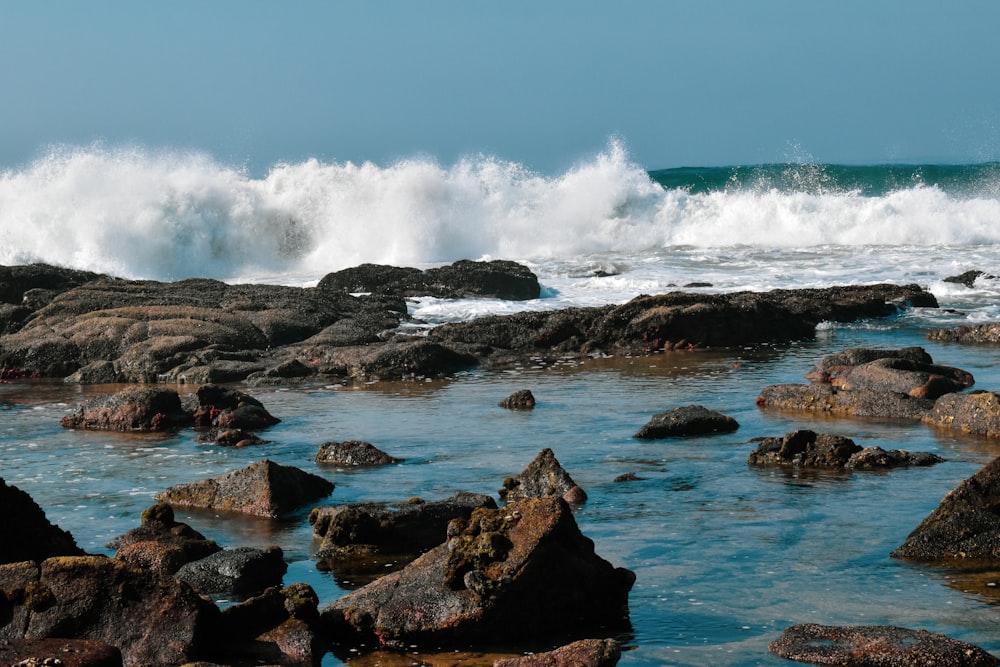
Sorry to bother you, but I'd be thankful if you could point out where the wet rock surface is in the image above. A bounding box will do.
[499,388,536,410]
[634,405,739,439]
[499,448,586,504]
[174,546,287,598]
[0,638,123,667]
[315,440,403,466]
[492,638,621,667]
[318,259,542,300]
[747,430,943,469]
[108,503,221,576]
[769,623,1000,666]
[1,478,85,565]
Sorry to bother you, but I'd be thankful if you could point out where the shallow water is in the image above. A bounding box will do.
[5,314,1000,665]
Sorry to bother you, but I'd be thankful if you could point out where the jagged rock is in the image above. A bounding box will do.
[769,623,999,666]
[155,460,334,518]
[943,269,994,288]
[756,383,934,421]
[499,389,536,410]
[923,391,1000,438]
[109,503,221,575]
[747,430,944,470]
[0,263,103,307]
[634,405,739,439]
[310,492,497,578]
[0,478,84,565]
[315,440,403,466]
[321,496,634,649]
[893,455,1000,562]
[175,546,287,597]
[493,638,621,667]
[499,448,586,504]
[0,555,216,667]
[0,638,123,667]
[59,386,193,432]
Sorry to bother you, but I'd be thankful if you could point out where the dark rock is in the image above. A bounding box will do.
[0,555,216,667]
[175,546,287,597]
[212,584,324,666]
[943,269,994,288]
[0,478,84,565]
[827,357,974,399]
[613,472,644,483]
[321,496,634,649]
[195,383,266,412]
[109,502,222,575]
[64,360,125,384]
[0,638,123,667]
[208,428,268,448]
[634,405,739,439]
[59,386,193,432]
[310,492,497,577]
[0,263,103,307]
[768,623,999,666]
[746,430,943,469]
[155,459,335,518]
[847,447,944,469]
[804,346,934,381]
[499,448,586,504]
[923,391,1000,439]
[756,383,935,421]
[893,455,1000,562]
[215,404,281,430]
[499,389,536,410]
[493,638,621,667]
[928,323,1000,344]
[315,440,403,466]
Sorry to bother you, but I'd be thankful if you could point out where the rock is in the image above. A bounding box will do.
[804,346,934,381]
[633,405,739,439]
[207,428,268,448]
[928,323,1000,344]
[351,340,479,380]
[499,448,587,504]
[768,623,999,666]
[892,455,1000,562]
[943,269,994,288]
[310,492,497,578]
[0,555,216,667]
[0,638,123,667]
[499,389,536,410]
[923,391,1000,438]
[317,259,542,301]
[175,546,287,597]
[321,496,634,649]
[0,478,84,565]
[59,386,193,432]
[0,263,103,308]
[827,357,974,399]
[315,440,403,466]
[109,503,222,575]
[746,430,944,470]
[493,638,621,667]
[155,460,335,518]
[613,472,644,482]
[756,383,935,421]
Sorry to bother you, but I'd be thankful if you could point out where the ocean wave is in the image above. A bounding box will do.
[2,142,1000,283]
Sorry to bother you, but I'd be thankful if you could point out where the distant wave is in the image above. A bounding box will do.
[2,142,1000,283]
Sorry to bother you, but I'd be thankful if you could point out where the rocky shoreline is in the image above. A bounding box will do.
[5,261,1000,665]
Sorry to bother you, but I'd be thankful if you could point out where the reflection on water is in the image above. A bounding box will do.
[4,329,1000,665]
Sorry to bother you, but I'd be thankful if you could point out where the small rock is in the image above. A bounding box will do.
[499,389,536,410]
[634,405,739,439]
[315,440,402,466]
[499,448,586,503]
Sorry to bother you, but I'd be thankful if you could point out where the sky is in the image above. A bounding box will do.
[2,1,1000,175]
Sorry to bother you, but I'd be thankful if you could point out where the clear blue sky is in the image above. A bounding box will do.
[2,1,999,174]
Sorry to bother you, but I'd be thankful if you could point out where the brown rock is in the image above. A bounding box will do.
[499,389,536,410]
[155,459,334,518]
[493,638,621,667]
[59,386,193,432]
[110,503,221,576]
[499,448,586,503]
[747,431,944,470]
[827,357,973,398]
[634,405,739,439]
[0,638,123,667]
[769,623,999,666]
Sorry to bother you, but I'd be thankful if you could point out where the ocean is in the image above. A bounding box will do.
[3,143,1000,665]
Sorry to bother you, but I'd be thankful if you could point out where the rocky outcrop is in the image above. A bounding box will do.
[499,448,587,504]
[499,389,536,410]
[769,623,999,666]
[310,492,497,579]
[0,555,216,667]
[155,460,334,518]
[0,638,123,667]
[826,357,973,399]
[943,269,994,288]
[634,405,739,439]
[317,259,542,300]
[59,386,193,432]
[321,497,634,650]
[174,546,287,598]
[923,391,1000,439]
[929,323,1000,344]
[893,455,1000,562]
[804,346,933,381]
[109,503,221,576]
[315,440,403,466]
[746,430,943,469]
[1,478,84,565]
[493,638,621,667]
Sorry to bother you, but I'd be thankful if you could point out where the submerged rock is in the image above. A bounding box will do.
[315,440,403,466]
[756,383,935,421]
[499,448,587,504]
[769,623,999,667]
[747,430,943,470]
[827,357,973,399]
[155,459,335,518]
[634,405,739,439]
[493,638,621,667]
[0,477,84,565]
[321,496,634,650]
[928,323,1000,344]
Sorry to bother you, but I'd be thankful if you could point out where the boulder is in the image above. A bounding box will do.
[804,346,933,381]
[634,405,739,439]
[0,638,123,667]
[827,357,973,399]
[321,496,634,649]
[755,383,934,421]
[893,455,1000,562]
[923,391,1000,439]
[499,448,587,504]
[60,386,193,432]
[310,492,497,578]
[943,269,994,287]
[109,503,221,576]
[768,623,999,667]
[746,430,944,470]
[315,440,403,466]
[155,460,334,518]
[499,389,536,410]
[0,555,216,667]
[0,478,84,565]
[493,638,621,667]
[175,546,287,597]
